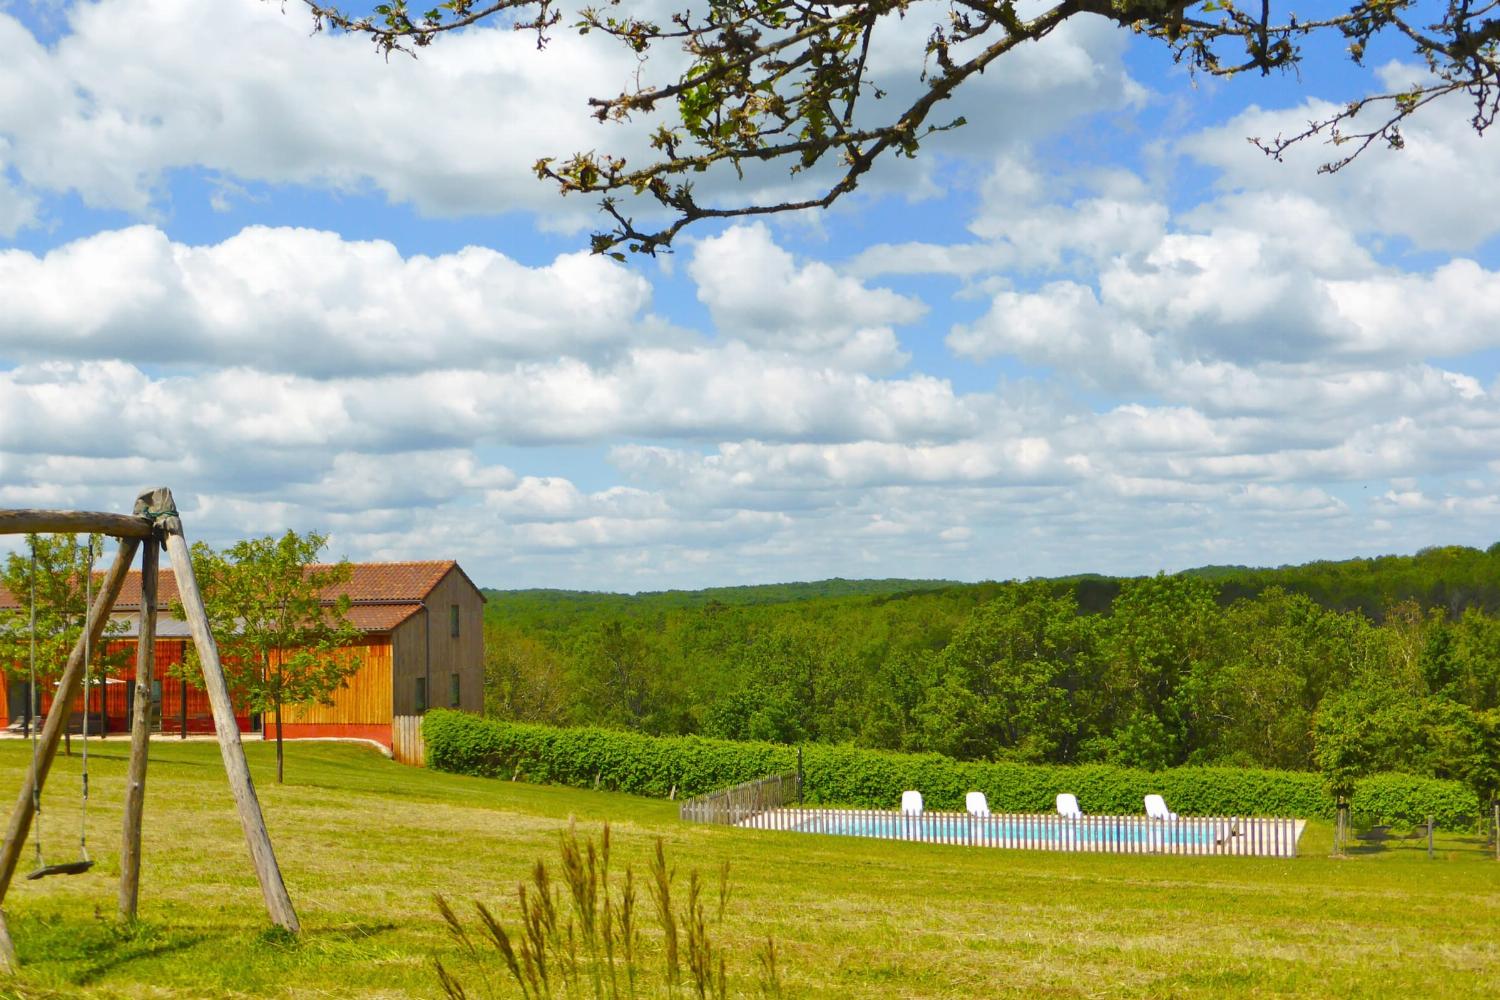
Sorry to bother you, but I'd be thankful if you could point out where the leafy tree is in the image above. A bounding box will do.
[1187,588,1356,770]
[0,534,128,736]
[726,621,862,744]
[1469,708,1500,816]
[1448,608,1500,711]
[912,672,990,760]
[1098,574,1219,766]
[183,531,362,783]
[570,619,663,730]
[483,621,571,724]
[302,0,1500,254]
[859,649,940,752]
[1311,687,1377,842]
[1426,609,1500,812]
[924,582,1101,762]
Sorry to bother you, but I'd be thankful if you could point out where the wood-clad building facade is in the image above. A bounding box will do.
[0,560,485,750]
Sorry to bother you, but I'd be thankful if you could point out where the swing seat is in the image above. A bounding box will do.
[25,859,94,880]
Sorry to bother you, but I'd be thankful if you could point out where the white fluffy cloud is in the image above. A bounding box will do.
[852,157,1169,279]
[947,188,1500,413]
[0,347,980,461]
[0,0,651,222]
[689,224,924,370]
[6,194,1500,587]
[0,0,1145,230]
[0,225,655,373]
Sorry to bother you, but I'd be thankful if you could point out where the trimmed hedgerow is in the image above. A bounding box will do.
[422,711,1479,828]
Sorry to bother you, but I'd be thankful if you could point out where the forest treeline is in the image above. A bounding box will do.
[482,544,1500,802]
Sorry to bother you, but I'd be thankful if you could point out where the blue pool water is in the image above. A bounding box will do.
[789,812,1220,847]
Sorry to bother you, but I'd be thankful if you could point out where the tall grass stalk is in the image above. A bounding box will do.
[434,818,777,999]
[648,839,680,996]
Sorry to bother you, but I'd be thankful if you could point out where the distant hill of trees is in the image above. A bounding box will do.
[1182,543,1500,618]
[482,577,958,614]
[486,543,1500,623]
[479,544,1500,808]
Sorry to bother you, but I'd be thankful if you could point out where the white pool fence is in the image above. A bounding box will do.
[684,793,1302,857]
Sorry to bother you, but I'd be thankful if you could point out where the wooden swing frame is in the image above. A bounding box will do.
[0,488,299,971]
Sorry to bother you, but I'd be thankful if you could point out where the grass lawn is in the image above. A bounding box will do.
[0,738,1495,998]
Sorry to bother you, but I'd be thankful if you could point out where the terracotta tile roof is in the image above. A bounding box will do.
[0,560,477,634]
[334,561,458,604]
[346,603,424,631]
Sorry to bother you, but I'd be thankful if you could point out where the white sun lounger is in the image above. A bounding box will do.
[900,790,924,815]
[1056,793,1082,818]
[966,791,990,816]
[1144,794,1179,820]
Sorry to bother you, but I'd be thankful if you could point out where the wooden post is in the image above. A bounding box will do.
[158,497,300,934]
[1427,815,1434,859]
[0,530,141,905]
[119,518,161,923]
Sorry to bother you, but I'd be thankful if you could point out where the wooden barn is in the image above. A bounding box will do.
[0,560,485,755]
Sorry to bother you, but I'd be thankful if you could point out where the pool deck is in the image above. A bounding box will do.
[734,806,1305,858]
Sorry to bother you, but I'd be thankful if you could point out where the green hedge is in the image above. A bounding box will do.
[422,711,1480,828]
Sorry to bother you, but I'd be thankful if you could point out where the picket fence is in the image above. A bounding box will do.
[678,771,800,825]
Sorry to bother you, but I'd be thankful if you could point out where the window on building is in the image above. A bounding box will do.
[450,672,461,708]
[415,676,428,714]
[450,603,460,638]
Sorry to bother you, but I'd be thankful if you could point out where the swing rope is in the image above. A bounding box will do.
[27,537,42,874]
[24,534,97,880]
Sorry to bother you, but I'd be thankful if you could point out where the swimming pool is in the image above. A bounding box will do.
[796,811,1220,845]
[732,807,1303,857]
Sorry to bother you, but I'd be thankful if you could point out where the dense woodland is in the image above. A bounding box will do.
[482,545,1500,802]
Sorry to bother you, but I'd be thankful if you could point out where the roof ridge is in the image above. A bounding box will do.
[0,559,472,610]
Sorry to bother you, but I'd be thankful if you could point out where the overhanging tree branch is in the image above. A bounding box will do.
[296,0,1500,253]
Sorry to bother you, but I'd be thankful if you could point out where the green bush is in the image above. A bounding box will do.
[422,711,1480,827]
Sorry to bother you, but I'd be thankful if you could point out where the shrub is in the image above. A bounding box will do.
[423,711,1480,827]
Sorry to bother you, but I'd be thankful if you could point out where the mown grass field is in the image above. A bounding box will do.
[0,738,1495,998]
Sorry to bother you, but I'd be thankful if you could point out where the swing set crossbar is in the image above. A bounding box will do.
[0,510,156,540]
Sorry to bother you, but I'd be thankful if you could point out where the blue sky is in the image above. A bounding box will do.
[2,0,1499,591]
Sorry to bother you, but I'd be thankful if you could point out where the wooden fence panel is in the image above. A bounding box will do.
[392,714,424,766]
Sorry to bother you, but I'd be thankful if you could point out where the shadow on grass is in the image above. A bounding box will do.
[262,920,399,952]
[73,934,208,986]
[1346,843,1388,855]
[12,918,208,987]
[43,746,218,769]
[17,917,403,991]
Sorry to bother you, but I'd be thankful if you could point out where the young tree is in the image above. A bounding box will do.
[0,534,127,737]
[182,531,362,783]
[301,0,1500,254]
